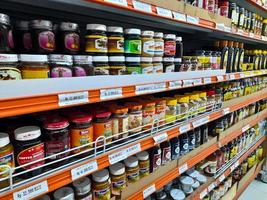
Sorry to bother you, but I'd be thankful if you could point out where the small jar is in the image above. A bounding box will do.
[93,110,112,144]
[126,56,141,74]
[136,151,150,178]
[182,56,191,71]
[142,101,156,130]
[0,54,21,80]
[141,30,154,57]
[93,56,109,75]
[174,57,183,72]
[109,56,126,75]
[124,156,140,183]
[109,162,126,196]
[165,98,177,124]
[58,22,80,54]
[92,169,111,200]
[73,177,92,200]
[176,95,189,121]
[199,92,207,113]
[54,187,75,200]
[163,57,175,72]
[195,50,205,70]
[107,26,124,55]
[0,13,14,53]
[164,34,176,57]
[206,90,216,108]
[141,57,153,74]
[111,106,129,140]
[20,54,49,79]
[153,57,163,73]
[154,32,164,57]
[190,57,198,71]
[154,98,166,125]
[85,24,107,55]
[124,28,141,56]
[204,51,212,70]
[211,51,218,69]
[73,55,94,76]
[14,20,32,52]
[188,93,200,117]
[50,54,73,78]
[125,102,142,134]
[30,20,55,53]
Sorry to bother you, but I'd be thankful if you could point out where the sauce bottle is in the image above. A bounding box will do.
[160,141,171,165]
[218,41,228,71]
[180,133,189,155]
[170,137,180,160]
[237,43,244,72]
[232,42,239,72]
[175,36,183,59]
[188,130,195,151]
[194,127,201,148]
[200,125,209,144]
[227,41,234,73]
[149,145,162,172]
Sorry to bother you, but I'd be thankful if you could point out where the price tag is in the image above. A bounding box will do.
[172,11,186,21]
[230,164,236,172]
[237,29,244,35]
[153,132,168,144]
[219,174,225,182]
[216,23,225,31]
[154,82,166,91]
[13,181,48,200]
[169,80,182,89]
[240,73,245,78]
[217,75,224,81]
[242,124,250,133]
[104,0,128,6]
[143,184,156,198]
[100,88,122,100]
[193,79,202,85]
[228,74,236,80]
[262,36,267,41]
[156,7,172,18]
[224,26,231,33]
[187,15,199,24]
[223,107,230,115]
[235,160,240,168]
[136,84,155,94]
[125,143,141,157]
[204,77,212,84]
[249,32,255,38]
[192,116,209,128]
[71,160,98,180]
[58,91,89,106]
[199,189,208,199]
[183,79,194,87]
[179,163,188,174]
[132,0,152,13]
[208,183,215,192]
[109,149,127,164]
[179,124,190,133]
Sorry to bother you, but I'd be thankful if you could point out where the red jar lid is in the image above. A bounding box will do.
[43,116,69,130]
[206,90,216,96]
[95,110,111,118]
[70,113,93,124]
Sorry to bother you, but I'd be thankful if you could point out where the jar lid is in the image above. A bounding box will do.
[166,98,177,106]
[180,176,194,185]
[174,58,182,62]
[176,36,182,42]
[49,54,73,65]
[170,189,185,200]
[154,32,163,38]
[15,20,29,30]
[92,169,109,182]
[109,162,125,175]
[153,57,162,62]
[60,22,79,31]
[0,13,10,26]
[73,55,93,64]
[19,54,48,62]
[93,56,109,62]
[0,132,10,148]
[107,26,123,33]
[86,24,106,31]
[111,106,128,114]
[30,20,53,29]
[136,151,149,161]
[192,180,200,189]
[95,110,112,118]
[141,30,154,37]
[14,126,41,141]
[206,90,215,96]
[176,96,189,103]
[0,54,18,62]
[73,177,91,195]
[125,57,140,62]
[199,92,207,98]
[124,28,141,35]
[164,34,176,39]
[163,57,174,62]
[70,113,92,124]
[196,174,207,183]
[125,102,142,110]
[109,56,125,62]
[43,117,69,130]
[142,101,156,107]
[37,195,51,200]
[141,57,153,62]
[53,187,74,200]
[124,156,138,168]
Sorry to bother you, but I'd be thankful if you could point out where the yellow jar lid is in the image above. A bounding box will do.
[177,96,190,103]
[199,92,207,98]
[190,94,199,100]
[166,98,177,105]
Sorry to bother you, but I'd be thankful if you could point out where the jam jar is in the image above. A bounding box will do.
[73,55,94,76]
[30,20,55,53]
[93,56,109,75]
[109,56,127,75]
[49,54,73,78]
[126,56,141,74]
[0,54,21,80]
[14,20,32,53]
[0,13,14,53]
[124,28,141,56]
[107,26,124,55]
[58,22,80,54]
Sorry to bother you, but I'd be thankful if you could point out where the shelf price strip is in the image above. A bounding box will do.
[153,132,168,144]
[100,88,122,100]
[179,124,190,134]
[104,0,128,6]
[172,11,186,21]
[203,77,212,84]
[199,188,208,199]
[132,0,152,13]
[169,80,182,89]
[143,184,156,198]
[58,91,89,106]
[178,163,188,174]
[216,75,224,81]
[156,7,172,18]
[192,116,209,128]
[71,160,98,180]
[242,125,250,133]
[136,83,166,94]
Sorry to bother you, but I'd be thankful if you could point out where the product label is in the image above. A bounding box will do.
[108,36,124,53]
[64,33,80,51]
[17,143,45,169]
[93,187,111,200]
[8,30,14,49]
[93,121,112,144]
[71,126,93,153]
[111,175,126,195]
[162,146,171,165]
[38,31,55,51]
[153,64,163,73]
[126,168,140,182]
[139,160,150,177]
[165,64,175,72]
[171,143,180,160]
[23,32,32,50]
[21,67,49,79]
[112,117,128,138]
[0,152,14,178]
[71,160,98,180]
[142,109,155,128]
[180,139,189,155]
[128,113,142,132]
[86,35,108,53]
[154,41,164,55]
[152,153,161,172]
[154,105,166,124]
[142,40,154,56]
[164,41,176,56]
[127,66,142,74]
[142,66,153,74]
[51,66,72,78]
[74,66,87,76]
[0,67,21,80]
[46,138,70,159]
[124,39,141,54]
[94,66,109,75]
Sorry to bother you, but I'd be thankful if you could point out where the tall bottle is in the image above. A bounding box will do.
[237,43,244,72]
[258,50,263,70]
[264,51,267,69]
[232,42,240,72]
[217,40,229,71]
[227,41,234,73]
[253,50,259,70]
[175,36,183,59]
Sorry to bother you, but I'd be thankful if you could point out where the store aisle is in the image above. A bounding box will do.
[239,180,267,200]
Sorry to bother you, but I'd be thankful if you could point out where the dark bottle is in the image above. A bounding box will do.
[229,3,237,27]
[160,141,171,165]
[175,36,183,59]
[14,20,32,53]
[238,8,245,29]
[180,133,189,155]
[237,43,244,72]
[227,41,234,73]
[194,127,201,148]
[149,145,162,173]
[0,13,14,53]
[261,51,266,69]
[243,10,248,30]
[232,42,240,72]
[218,40,229,71]
[200,125,209,144]
[188,130,195,151]
[170,137,180,160]
[236,6,240,28]
[247,12,252,31]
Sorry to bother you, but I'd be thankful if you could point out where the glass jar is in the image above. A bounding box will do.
[194,50,205,70]
[141,30,154,57]
[206,90,216,109]
[20,54,49,79]
[111,106,129,140]
[93,110,112,144]
[109,162,126,196]
[204,51,212,70]
[0,13,14,53]
[154,98,166,125]
[30,20,55,53]
[142,101,156,130]
[126,56,141,74]
[125,102,142,134]
[93,56,109,75]
[163,57,175,72]
[107,26,124,55]
[54,187,75,200]
[198,92,207,113]
[124,28,141,56]
[154,32,164,57]
[190,57,198,71]
[211,51,218,69]
[92,169,111,200]
[109,56,126,75]
[14,20,32,53]
[85,24,107,55]
[73,177,92,200]
[73,55,94,76]
[174,57,183,72]
[181,56,191,71]
[165,98,177,124]
[50,54,73,78]
[188,93,200,117]
[141,57,153,74]
[136,151,150,178]
[124,156,140,183]
[175,95,189,121]
[164,34,176,57]
[153,57,163,73]
[0,54,21,80]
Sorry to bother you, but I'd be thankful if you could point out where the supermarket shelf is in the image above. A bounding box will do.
[232,0,267,18]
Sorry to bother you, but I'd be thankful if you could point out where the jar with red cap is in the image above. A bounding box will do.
[69,112,94,154]
[206,90,216,109]
[43,116,70,166]
[164,34,176,57]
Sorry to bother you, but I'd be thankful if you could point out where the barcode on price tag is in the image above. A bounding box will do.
[136,84,154,94]
[219,174,225,182]
[204,77,212,84]
[143,184,156,198]
[169,80,182,89]
[71,160,98,180]
[187,15,199,24]
[223,107,230,115]
[132,0,152,13]
[104,0,128,6]
[156,7,172,18]
[179,163,188,174]
[216,23,225,31]
[183,79,194,87]
[13,181,48,200]
[193,79,202,85]
[126,143,141,157]
[153,132,168,144]
[109,149,127,164]
[217,75,224,81]
[192,116,209,128]
[172,11,186,21]
[199,189,207,199]
[58,91,89,106]
[100,88,122,99]
[179,124,190,133]
[208,183,215,192]
[242,125,250,133]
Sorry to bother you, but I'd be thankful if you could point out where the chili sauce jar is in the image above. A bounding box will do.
[93,56,109,75]
[126,56,141,74]
[141,30,154,57]
[14,20,32,53]
[109,56,127,75]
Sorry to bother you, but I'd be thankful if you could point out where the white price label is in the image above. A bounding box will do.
[125,143,141,157]
[237,29,244,35]
[199,189,208,199]
[187,15,199,24]
[153,132,168,144]
[143,184,156,198]
[179,163,188,174]
[235,160,240,168]
[13,181,48,200]
[208,183,215,192]
[169,80,182,89]
[172,11,186,21]
[104,0,128,6]
[154,82,166,91]
[224,26,231,33]
[193,79,202,85]
[240,73,245,78]
[156,7,172,18]
[183,79,194,87]
[132,0,152,13]
[58,91,89,106]
[216,23,225,31]
[179,124,190,133]
[249,32,255,38]
[219,174,225,182]
[230,164,236,172]
[216,75,224,81]
[71,160,98,180]
[262,36,267,41]
[228,74,236,80]
[242,125,250,133]
[100,88,122,99]
[136,84,155,94]
[204,77,212,84]
[192,116,209,128]
[109,149,127,164]
[223,107,230,115]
